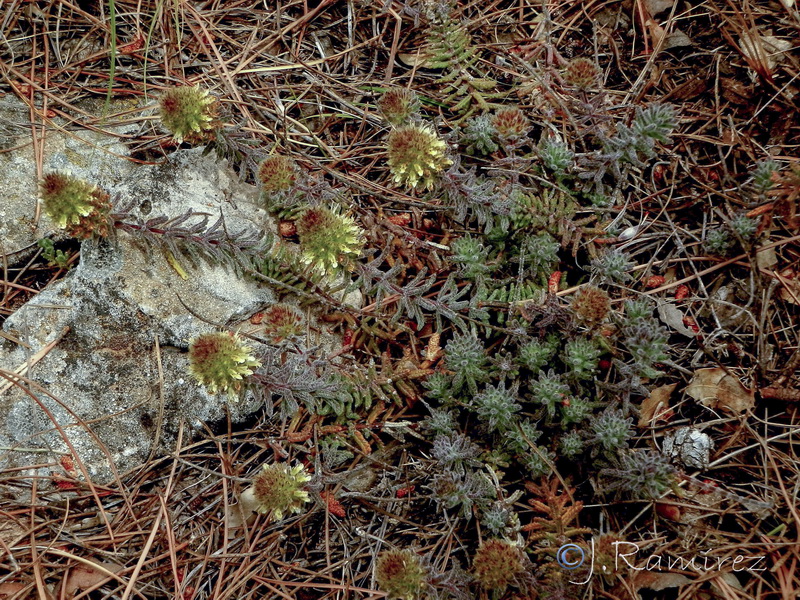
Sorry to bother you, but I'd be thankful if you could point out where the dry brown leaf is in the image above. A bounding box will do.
[62,560,122,597]
[645,0,675,16]
[685,368,755,414]
[777,268,800,305]
[739,32,792,72]
[397,52,427,67]
[639,382,677,427]
[634,571,693,591]
[0,518,26,547]
[225,486,261,528]
[657,301,696,337]
[645,19,692,50]
[755,244,777,269]
[0,582,29,599]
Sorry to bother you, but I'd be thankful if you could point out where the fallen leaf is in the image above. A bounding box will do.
[226,486,261,528]
[639,382,677,427]
[398,52,427,67]
[739,32,792,72]
[662,30,692,50]
[755,244,777,269]
[645,0,675,16]
[0,582,28,598]
[686,368,755,414]
[634,571,692,591]
[657,300,696,337]
[777,268,800,305]
[711,571,744,592]
[645,19,692,50]
[62,560,122,597]
[655,502,682,521]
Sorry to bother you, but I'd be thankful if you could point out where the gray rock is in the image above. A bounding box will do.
[0,146,333,485]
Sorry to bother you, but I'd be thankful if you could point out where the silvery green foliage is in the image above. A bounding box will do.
[539,137,574,174]
[559,396,594,426]
[390,269,437,330]
[563,337,601,380]
[112,198,264,274]
[490,350,519,380]
[621,300,668,378]
[440,158,509,233]
[559,430,584,458]
[600,450,676,499]
[576,103,676,192]
[529,369,570,418]
[587,408,633,454]
[423,404,458,435]
[431,470,495,518]
[462,114,499,155]
[450,235,491,279]
[432,432,482,475]
[518,335,559,372]
[418,273,473,331]
[423,375,455,403]
[318,436,354,469]
[445,333,488,395]
[254,349,338,418]
[606,104,676,168]
[703,228,733,255]
[521,444,555,478]
[481,503,513,536]
[624,298,654,324]
[472,380,521,432]
[502,418,542,456]
[752,159,778,192]
[729,214,758,242]
[521,233,560,282]
[591,249,633,283]
[353,243,404,310]
[481,502,520,538]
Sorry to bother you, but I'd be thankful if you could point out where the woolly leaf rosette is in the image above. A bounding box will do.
[159,85,218,144]
[188,332,260,396]
[387,124,452,190]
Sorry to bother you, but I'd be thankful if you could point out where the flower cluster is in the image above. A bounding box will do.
[158,85,218,144]
[472,539,527,594]
[296,206,364,274]
[250,462,311,520]
[40,172,112,239]
[387,124,452,189]
[188,332,260,396]
[378,88,420,126]
[258,155,297,196]
[375,549,427,600]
